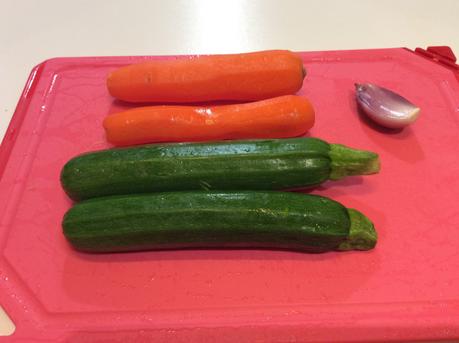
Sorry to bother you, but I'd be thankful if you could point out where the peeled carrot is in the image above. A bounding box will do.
[107,50,305,103]
[103,95,315,146]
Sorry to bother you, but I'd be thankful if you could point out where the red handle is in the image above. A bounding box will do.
[413,46,459,80]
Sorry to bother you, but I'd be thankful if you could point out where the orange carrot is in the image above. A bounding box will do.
[107,50,305,103]
[103,95,315,146]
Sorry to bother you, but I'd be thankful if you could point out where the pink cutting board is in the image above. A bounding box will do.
[1,48,459,342]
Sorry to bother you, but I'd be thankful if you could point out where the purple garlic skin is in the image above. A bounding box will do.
[355,83,420,129]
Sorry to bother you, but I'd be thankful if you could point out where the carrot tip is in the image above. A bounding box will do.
[302,66,307,79]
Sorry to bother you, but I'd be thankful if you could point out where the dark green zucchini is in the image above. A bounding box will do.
[61,137,380,201]
[62,191,377,253]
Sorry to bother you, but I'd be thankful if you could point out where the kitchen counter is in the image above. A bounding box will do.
[1,0,458,338]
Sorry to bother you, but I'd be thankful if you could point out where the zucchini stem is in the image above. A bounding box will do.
[337,208,377,251]
[329,144,380,180]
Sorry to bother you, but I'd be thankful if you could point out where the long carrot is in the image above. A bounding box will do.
[103,95,315,146]
[107,50,305,103]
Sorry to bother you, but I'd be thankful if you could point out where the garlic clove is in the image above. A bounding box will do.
[355,83,420,129]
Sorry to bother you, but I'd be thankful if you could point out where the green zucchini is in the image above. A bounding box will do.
[63,191,377,253]
[61,138,380,201]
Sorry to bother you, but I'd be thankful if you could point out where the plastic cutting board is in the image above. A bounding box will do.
[1,47,459,342]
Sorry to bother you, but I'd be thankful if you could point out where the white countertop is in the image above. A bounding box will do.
[1,0,458,337]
